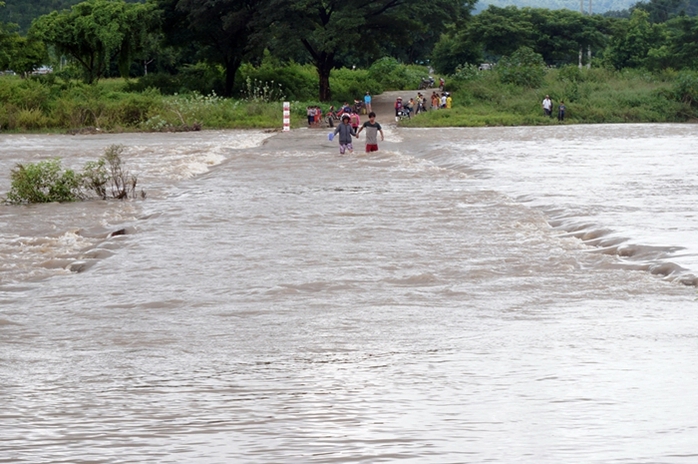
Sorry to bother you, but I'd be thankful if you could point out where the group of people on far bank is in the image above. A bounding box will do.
[394,91,452,120]
[542,95,566,121]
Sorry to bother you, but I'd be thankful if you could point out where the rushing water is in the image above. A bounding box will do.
[1,124,696,463]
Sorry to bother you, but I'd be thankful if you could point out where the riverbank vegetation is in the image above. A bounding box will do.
[1,0,698,132]
[0,57,427,131]
[403,64,697,127]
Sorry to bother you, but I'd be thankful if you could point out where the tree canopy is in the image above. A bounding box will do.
[29,0,157,83]
[156,0,262,97]
[6,0,698,99]
[259,0,473,100]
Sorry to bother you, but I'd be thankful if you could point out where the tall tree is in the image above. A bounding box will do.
[466,6,536,58]
[30,0,158,83]
[433,5,613,72]
[1,1,47,75]
[605,9,666,68]
[0,0,144,34]
[262,0,473,101]
[157,0,263,97]
[528,8,610,65]
[634,0,686,23]
[664,14,698,68]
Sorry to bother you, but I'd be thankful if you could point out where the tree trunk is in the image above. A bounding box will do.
[224,57,241,98]
[316,53,334,102]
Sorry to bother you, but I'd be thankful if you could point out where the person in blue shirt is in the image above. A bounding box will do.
[364,92,372,113]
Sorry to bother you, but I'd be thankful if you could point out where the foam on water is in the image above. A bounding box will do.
[407,124,698,285]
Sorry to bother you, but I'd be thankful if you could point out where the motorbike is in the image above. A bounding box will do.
[395,108,411,121]
[353,100,364,114]
[325,106,340,127]
[418,77,435,90]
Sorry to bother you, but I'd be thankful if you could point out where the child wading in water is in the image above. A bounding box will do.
[356,111,384,152]
[333,114,358,155]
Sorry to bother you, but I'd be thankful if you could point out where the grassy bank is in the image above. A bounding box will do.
[402,67,697,127]
[0,76,312,132]
[0,59,429,133]
[2,64,697,133]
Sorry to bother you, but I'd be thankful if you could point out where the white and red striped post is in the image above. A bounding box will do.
[282,102,290,132]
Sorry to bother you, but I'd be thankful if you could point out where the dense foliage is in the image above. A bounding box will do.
[0,60,427,131]
[2,0,698,117]
[0,0,142,32]
[30,0,157,83]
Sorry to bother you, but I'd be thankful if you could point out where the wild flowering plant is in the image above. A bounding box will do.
[143,91,228,129]
[240,77,286,102]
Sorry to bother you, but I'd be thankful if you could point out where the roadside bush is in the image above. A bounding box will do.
[51,96,91,128]
[124,73,182,94]
[124,64,224,95]
[330,68,382,103]
[556,65,584,83]
[497,47,546,88]
[237,62,316,101]
[673,71,698,106]
[368,57,402,80]
[453,63,482,82]
[368,57,426,90]
[112,91,161,126]
[15,108,50,130]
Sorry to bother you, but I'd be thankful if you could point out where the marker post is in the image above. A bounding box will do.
[283,102,290,132]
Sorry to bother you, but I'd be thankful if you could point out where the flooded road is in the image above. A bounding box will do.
[1,123,696,462]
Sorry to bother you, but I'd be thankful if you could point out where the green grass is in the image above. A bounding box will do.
[0,75,306,132]
[1,65,696,133]
[403,67,694,127]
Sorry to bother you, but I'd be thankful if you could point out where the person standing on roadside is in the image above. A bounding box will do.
[395,97,403,121]
[364,92,372,113]
[356,111,385,153]
[307,106,314,126]
[542,95,552,117]
[349,109,361,134]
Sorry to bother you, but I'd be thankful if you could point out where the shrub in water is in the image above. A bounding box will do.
[82,145,139,200]
[6,146,141,204]
[6,159,83,204]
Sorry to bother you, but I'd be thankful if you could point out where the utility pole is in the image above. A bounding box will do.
[579,0,592,68]
[587,0,591,69]
[579,0,584,68]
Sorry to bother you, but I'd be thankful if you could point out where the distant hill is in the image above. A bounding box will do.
[474,0,635,13]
